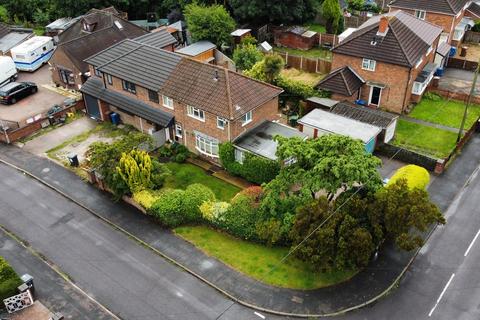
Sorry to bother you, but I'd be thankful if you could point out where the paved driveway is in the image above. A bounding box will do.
[0,65,67,126]
[438,68,480,95]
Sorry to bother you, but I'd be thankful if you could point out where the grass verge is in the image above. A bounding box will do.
[409,98,480,129]
[175,225,357,290]
[164,163,240,201]
[392,120,458,158]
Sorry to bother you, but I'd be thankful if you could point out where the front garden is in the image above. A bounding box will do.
[82,131,445,290]
[0,256,22,302]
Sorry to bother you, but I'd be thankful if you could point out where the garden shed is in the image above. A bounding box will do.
[298,109,381,153]
[274,26,318,50]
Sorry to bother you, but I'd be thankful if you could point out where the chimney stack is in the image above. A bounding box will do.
[378,16,389,35]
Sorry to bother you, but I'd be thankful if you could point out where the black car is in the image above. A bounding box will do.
[0,82,37,105]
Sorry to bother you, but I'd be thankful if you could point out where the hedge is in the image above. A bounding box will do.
[0,256,22,301]
[387,165,430,190]
[219,142,280,185]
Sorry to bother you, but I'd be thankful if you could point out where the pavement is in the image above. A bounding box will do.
[0,131,479,318]
[0,65,67,126]
[0,228,115,319]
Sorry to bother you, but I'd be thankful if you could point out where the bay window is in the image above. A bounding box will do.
[195,132,219,157]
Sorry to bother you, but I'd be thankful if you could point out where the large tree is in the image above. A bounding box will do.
[232,43,263,71]
[322,0,342,34]
[229,0,319,25]
[184,3,236,48]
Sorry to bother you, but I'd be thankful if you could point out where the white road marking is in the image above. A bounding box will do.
[464,229,480,257]
[254,311,266,319]
[428,273,455,317]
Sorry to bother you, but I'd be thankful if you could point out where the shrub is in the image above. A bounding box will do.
[150,189,186,227]
[219,142,280,185]
[116,150,157,193]
[151,160,171,188]
[236,186,263,203]
[0,256,22,301]
[219,194,260,240]
[175,153,188,163]
[133,189,162,209]
[158,145,173,157]
[423,92,442,101]
[183,184,216,222]
[200,201,230,223]
[387,165,430,190]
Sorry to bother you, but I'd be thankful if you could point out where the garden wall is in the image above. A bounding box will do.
[446,57,478,71]
[0,100,85,144]
[277,52,332,74]
[375,144,439,172]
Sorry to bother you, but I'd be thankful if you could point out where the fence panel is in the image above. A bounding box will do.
[464,31,480,43]
[447,58,478,71]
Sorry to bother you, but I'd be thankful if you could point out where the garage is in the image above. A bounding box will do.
[84,94,101,119]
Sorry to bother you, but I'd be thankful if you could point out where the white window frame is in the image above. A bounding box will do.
[241,111,252,126]
[106,73,113,85]
[415,58,423,69]
[187,105,205,122]
[415,10,426,20]
[368,85,383,107]
[234,148,244,164]
[94,67,102,77]
[162,95,174,109]
[361,58,376,71]
[412,81,424,95]
[217,117,227,130]
[195,133,219,157]
[175,124,183,138]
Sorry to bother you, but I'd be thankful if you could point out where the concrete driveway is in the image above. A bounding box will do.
[438,68,480,95]
[0,65,68,126]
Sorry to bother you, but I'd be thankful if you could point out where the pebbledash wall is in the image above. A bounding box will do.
[331,37,438,114]
[87,68,281,161]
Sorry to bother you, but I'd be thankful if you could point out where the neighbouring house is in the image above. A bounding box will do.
[274,26,319,50]
[330,101,398,143]
[80,39,283,162]
[298,108,382,153]
[233,120,308,162]
[465,2,480,19]
[0,23,34,56]
[389,0,474,47]
[49,8,148,89]
[324,11,444,113]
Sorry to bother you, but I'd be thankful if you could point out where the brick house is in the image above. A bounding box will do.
[389,0,473,47]
[49,8,152,90]
[80,39,283,162]
[318,11,444,114]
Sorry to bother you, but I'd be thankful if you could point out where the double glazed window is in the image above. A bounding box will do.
[217,117,227,130]
[195,132,219,157]
[415,10,426,20]
[187,105,205,121]
[148,90,159,103]
[241,111,252,126]
[362,58,376,71]
[162,95,173,109]
[122,80,136,94]
[59,69,75,85]
[175,124,183,138]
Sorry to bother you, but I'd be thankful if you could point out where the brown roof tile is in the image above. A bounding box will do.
[316,66,364,96]
[389,0,470,15]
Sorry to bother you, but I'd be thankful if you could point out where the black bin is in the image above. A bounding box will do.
[67,154,79,167]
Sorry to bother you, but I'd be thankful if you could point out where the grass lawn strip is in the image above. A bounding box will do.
[303,23,326,33]
[409,99,480,129]
[273,47,332,60]
[164,162,240,201]
[175,225,356,290]
[393,120,458,158]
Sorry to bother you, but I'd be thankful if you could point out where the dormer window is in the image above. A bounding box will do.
[82,18,97,32]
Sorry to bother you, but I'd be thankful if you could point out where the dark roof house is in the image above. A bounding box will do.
[316,66,365,98]
[389,0,470,15]
[50,8,148,89]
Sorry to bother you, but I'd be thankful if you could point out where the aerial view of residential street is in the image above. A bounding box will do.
[0,0,480,319]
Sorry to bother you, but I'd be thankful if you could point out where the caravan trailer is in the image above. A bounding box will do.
[10,36,55,72]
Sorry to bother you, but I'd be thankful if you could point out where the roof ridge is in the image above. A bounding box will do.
[445,0,456,14]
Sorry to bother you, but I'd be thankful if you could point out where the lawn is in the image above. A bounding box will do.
[0,256,23,301]
[392,120,458,158]
[175,225,356,289]
[409,98,480,129]
[303,23,327,33]
[281,68,326,86]
[164,163,240,201]
[274,46,332,60]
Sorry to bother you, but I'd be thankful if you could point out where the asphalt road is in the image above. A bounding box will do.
[0,163,287,320]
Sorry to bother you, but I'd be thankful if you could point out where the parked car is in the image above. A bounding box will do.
[0,82,38,105]
[0,56,17,86]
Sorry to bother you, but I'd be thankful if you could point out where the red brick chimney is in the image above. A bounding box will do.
[378,16,389,34]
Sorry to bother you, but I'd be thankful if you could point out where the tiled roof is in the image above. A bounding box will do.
[389,0,470,15]
[0,23,10,38]
[331,102,398,129]
[333,11,443,67]
[315,66,364,96]
[86,40,283,120]
[467,2,480,18]
[80,77,174,126]
[55,10,147,73]
[134,30,177,49]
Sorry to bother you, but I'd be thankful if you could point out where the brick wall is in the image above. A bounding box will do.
[274,32,318,50]
[50,47,83,89]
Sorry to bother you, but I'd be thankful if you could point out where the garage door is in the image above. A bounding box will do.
[84,94,101,119]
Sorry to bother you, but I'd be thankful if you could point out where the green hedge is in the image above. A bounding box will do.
[387,165,430,190]
[219,142,280,185]
[0,256,22,301]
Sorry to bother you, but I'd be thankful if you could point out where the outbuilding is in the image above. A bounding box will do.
[298,109,381,153]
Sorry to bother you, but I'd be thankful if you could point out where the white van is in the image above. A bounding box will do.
[10,36,55,72]
[0,56,17,85]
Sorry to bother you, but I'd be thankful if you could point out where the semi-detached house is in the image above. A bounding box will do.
[389,0,474,47]
[318,11,444,113]
[80,39,283,162]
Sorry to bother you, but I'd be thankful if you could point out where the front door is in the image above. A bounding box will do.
[369,86,382,107]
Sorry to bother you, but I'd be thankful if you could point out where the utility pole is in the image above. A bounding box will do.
[457,57,480,143]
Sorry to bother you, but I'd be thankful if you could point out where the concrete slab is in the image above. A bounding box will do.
[0,65,68,126]
[8,301,52,320]
[438,68,480,95]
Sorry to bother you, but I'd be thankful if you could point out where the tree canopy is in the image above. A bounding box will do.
[322,0,342,34]
[184,3,236,48]
[233,43,263,71]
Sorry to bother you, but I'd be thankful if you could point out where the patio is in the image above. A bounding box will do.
[437,68,480,95]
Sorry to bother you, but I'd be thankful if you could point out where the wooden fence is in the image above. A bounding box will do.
[318,33,338,47]
[276,52,332,74]
[446,57,478,71]
[464,30,480,43]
